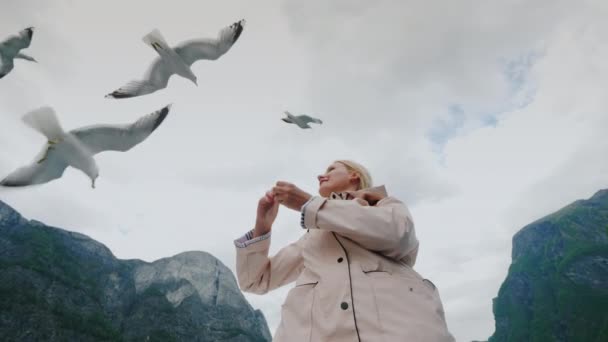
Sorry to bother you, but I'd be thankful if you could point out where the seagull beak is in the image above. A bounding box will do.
[91,179,96,189]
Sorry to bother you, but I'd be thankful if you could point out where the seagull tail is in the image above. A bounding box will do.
[22,106,65,141]
[142,28,172,54]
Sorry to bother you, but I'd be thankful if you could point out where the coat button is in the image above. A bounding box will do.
[341,302,349,310]
[337,257,343,263]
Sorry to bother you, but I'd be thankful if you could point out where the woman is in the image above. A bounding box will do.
[234,160,455,342]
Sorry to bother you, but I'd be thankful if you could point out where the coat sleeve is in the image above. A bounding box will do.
[302,196,418,260]
[234,229,305,295]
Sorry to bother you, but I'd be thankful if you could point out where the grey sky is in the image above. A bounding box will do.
[2,1,607,341]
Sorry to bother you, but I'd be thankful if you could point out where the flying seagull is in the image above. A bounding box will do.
[281,111,323,129]
[0,104,171,189]
[0,27,37,79]
[105,19,245,99]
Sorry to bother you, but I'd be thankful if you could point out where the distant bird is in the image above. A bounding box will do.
[281,111,323,129]
[0,27,37,79]
[105,19,245,99]
[0,104,171,189]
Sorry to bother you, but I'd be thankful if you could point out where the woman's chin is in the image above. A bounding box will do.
[318,186,331,198]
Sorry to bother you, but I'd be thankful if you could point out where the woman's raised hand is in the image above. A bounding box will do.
[254,191,279,238]
[344,188,387,206]
[272,181,312,211]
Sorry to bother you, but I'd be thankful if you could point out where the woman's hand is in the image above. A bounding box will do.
[272,181,312,211]
[254,191,279,238]
[344,188,387,206]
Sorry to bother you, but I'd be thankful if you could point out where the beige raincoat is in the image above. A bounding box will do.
[235,193,455,342]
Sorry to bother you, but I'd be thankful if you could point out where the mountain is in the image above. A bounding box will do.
[488,189,608,341]
[0,200,271,342]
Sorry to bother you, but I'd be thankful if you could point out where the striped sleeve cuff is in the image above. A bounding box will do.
[300,196,317,229]
[234,229,271,248]
[302,196,327,230]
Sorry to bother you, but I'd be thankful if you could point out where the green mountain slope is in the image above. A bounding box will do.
[489,189,608,342]
[0,200,271,342]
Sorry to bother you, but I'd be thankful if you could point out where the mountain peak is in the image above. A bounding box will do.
[489,189,608,341]
[0,200,271,341]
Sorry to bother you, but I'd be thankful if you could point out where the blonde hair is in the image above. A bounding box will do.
[335,160,373,190]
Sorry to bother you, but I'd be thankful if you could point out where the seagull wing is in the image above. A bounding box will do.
[174,19,245,66]
[0,56,12,78]
[300,115,323,124]
[105,57,174,99]
[70,105,170,155]
[0,27,34,58]
[0,146,68,187]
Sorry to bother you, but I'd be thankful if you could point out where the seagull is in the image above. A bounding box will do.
[0,27,37,79]
[0,104,171,189]
[105,19,245,99]
[281,111,323,129]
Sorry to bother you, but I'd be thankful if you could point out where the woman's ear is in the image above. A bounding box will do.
[348,171,360,186]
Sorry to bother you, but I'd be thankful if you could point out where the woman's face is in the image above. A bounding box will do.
[317,162,359,197]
